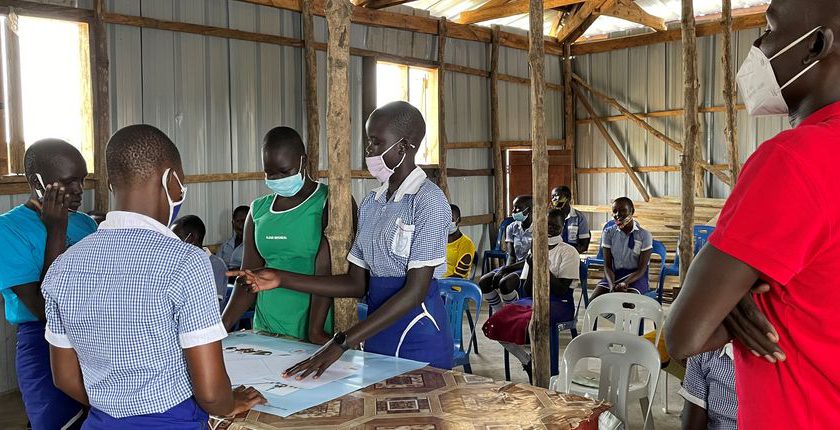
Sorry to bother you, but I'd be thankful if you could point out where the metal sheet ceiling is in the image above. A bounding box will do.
[407,0,768,38]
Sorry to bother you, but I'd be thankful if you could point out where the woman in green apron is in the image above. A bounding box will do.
[222,127,333,344]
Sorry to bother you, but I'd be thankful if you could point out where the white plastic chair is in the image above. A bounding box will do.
[551,293,664,429]
[555,331,661,430]
[582,293,664,345]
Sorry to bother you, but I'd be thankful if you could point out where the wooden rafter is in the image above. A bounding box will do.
[604,0,666,31]
[576,87,651,202]
[552,0,618,43]
[353,0,417,9]
[455,0,585,25]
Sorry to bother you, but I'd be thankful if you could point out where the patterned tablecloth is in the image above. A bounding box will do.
[219,367,609,430]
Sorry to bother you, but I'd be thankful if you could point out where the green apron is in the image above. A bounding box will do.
[251,183,333,340]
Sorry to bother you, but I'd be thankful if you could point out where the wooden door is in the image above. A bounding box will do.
[507,149,572,212]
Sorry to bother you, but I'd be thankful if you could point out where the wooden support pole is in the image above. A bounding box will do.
[679,0,698,283]
[563,43,576,200]
[92,0,110,212]
[324,0,357,331]
[302,0,321,176]
[722,0,739,186]
[528,0,550,390]
[0,29,6,175]
[576,88,651,202]
[571,73,732,187]
[5,11,24,174]
[490,25,505,231]
[437,18,450,198]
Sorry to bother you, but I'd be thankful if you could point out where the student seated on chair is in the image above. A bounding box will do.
[680,343,737,430]
[482,207,580,382]
[550,185,591,254]
[590,197,652,301]
[444,204,476,279]
[222,127,341,345]
[216,205,248,270]
[479,195,534,313]
[42,125,265,428]
[172,215,230,306]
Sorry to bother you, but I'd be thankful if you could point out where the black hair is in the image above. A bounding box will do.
[613,197,635,211]
[24,138,83,177]
[554,185,572,199]
[514,195,534,209]
[172,215,206,243]
[233,205,250,219]
[371,101,426,147]
[263,126,305,155]
[450,204,461,219]
[106,125,181,187]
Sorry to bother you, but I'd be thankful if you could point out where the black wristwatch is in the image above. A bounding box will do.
[332,331,351,351]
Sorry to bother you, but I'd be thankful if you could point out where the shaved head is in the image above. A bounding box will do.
[24,139,84,178]
[106,125,181,188]
[367,101,426,148]
[262,127,307,179]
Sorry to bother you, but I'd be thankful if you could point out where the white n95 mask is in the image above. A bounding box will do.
[737,27,822,116]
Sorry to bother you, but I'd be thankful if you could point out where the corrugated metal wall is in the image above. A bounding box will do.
[574,26,789,224]
[105,0,566,254]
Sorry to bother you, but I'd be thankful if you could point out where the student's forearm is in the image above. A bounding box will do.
[185,343,237,416]
[49,347,89,406]
[221,286,256,331]
[548,277,573,298]
[308,295,333,341]
[345,267,434,347]
[276,271,366,298]
[505,249,516,266]
[576,238,591,255]
[681,401,709,430]
[12,284,46,321]
[42,225,66,279]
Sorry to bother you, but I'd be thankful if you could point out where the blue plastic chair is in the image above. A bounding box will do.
[648,240,669,304]
[584,220,616,267]
[502,274,580,381]
[438,278,483,373]
[693,225,715,254]
[357,302,368,321]
[482,217,514,274]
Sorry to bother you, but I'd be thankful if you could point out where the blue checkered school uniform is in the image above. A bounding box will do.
[680,344,738,429]
[562,207,591,248]
[598,221,652,294]
[349,167,453,369]
[42,211,227,428]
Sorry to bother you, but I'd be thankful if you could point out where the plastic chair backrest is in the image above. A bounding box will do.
[650,240,668,303]
[493,217,515,252]
[693,225,715,254]
[593,220,616,261]
[578,260,590,309]
[583,293,664,346]
[558,331,661,427]
[438,278,483,352]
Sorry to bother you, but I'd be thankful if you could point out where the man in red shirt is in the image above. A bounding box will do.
[666,1,840,428]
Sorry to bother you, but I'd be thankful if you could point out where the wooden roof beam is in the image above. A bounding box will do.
[553,0,618,43]
[604,0,666,32]
[455,0,585,25]
[353,0,418,9]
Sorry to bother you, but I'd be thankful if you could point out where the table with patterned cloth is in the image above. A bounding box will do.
[217,367,609,430]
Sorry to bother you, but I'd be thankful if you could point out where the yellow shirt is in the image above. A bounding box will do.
[444,234,477,279]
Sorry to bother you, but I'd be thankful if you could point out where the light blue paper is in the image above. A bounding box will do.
[223,332,428,417]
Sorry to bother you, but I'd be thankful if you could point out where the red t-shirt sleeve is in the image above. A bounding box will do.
[709,139,827,285]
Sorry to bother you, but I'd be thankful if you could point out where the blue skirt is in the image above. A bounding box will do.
[363,277,453,369]
[16,321,85,430]
[597,267,650,295]
[83,397,208,430]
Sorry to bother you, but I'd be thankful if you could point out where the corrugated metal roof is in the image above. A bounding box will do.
[406,0,768,38]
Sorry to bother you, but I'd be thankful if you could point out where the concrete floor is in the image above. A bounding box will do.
[0,295,686,430]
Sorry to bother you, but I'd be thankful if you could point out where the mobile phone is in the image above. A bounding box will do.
[34,173,47,200]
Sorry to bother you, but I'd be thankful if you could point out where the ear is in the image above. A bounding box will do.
[805,27,834,65]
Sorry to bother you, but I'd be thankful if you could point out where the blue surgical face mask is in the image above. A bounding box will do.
[265,157,305,197]
[162,168,187,227]
[512,210,527,222]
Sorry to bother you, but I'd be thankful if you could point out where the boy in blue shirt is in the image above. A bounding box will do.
[0,139,97,430]
[42,125,264,428]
